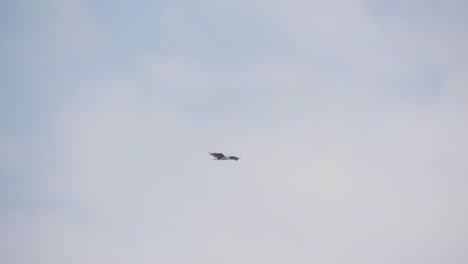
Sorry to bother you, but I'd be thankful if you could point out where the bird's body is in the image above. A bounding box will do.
[209,152,240,161]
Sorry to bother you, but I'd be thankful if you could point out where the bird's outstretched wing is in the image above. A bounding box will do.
[228,156,239,161]
[209,152,225,159]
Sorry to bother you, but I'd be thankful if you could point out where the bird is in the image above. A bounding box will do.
[209,152,240,161]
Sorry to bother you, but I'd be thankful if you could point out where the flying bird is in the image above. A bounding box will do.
[209,152,240,161]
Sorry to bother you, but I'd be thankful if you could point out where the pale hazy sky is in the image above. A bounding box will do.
[1,0,468,263]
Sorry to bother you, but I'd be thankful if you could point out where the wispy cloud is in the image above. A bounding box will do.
[1,0,468,263]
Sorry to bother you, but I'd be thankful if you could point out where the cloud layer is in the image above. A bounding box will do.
[1,0,468,263]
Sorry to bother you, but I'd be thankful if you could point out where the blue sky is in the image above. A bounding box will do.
[1,0,468,263]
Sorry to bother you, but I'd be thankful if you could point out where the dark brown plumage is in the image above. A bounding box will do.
[209,152,240,161]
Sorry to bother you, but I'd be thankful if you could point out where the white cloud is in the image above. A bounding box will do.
[2,0,468,263]
[24,50,465,264]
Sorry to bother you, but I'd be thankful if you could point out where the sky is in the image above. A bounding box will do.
[1,0,468,263]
